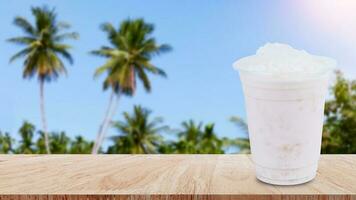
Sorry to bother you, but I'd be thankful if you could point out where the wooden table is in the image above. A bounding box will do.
[0,155,355,200]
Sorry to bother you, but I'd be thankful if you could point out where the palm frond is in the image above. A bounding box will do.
[31,6,56,33]
[140,61,167,77]
[140,40,172,57]
[94,64,113,78]
[90,48,128,58]
[13,17,35,35]
[54,32,79,41]
[9,47,33,63]
[157,44,172,54]
[7,37,36,45]
[52,44,73,64]
[101,23,117,45]
[57,21,71,30]
[230,116,249,135]
[235,138,250,154]
[136,67,151,92]
[22,50,39,79]
[101,23,116,35]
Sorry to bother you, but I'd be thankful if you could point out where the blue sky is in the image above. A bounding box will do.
[0,0,355,145]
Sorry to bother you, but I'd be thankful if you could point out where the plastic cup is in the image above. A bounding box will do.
[237,70,331,185]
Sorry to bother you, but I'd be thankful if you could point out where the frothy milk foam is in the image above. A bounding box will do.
[233,43,336,185]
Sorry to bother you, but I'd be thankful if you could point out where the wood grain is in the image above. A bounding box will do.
[0,155,355,200]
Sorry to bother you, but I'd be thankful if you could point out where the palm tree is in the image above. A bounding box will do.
[230,116,250,153]
[36,131,48,154]
[0,131,14,154]
[200,124,224,154]
[70,136,94,154]
[8,6,78,154]
[174,120,203,153]
[173,120,225,154]
[50,131,70,153]
[17,121,36,154]
[91,18,171,154]
[107,105,166,154]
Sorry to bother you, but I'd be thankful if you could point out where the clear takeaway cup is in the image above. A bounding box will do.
[234,67,332,185]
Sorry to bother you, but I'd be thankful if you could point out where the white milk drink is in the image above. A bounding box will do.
[233,43,336,185]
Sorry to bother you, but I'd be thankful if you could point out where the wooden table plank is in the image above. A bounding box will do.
[0,155,355,199]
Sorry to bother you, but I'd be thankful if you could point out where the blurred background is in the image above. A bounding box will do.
[0,0,355,154]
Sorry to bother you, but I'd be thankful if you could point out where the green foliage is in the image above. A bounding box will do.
[173,120,203,153]
[0,132,14,153]
[70,136,94,154]
[170,120,227,154]
[200,124,224,153]
[91,18,171,95]
[17,121,36,154]
[50,132,71,153]
[35,131,47,153]
[1,118,236,154]
[107,108,238,154]
[0,121,92,154]
[107,105,166,154]
[8,6,78,82]
[322,72,356,153]
[36,131,70,154]
[230,116,250,153]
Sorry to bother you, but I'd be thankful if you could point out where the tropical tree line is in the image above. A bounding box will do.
[0,121,93,154]
[0,105,249,154]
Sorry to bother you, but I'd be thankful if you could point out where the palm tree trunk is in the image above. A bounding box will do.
[95,94,120,153]
[40,80,51,154]
[92,92,115,154]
